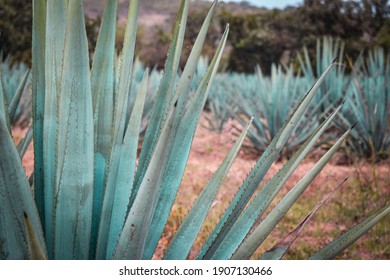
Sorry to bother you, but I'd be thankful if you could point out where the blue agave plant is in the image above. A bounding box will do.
[0,0,388,260]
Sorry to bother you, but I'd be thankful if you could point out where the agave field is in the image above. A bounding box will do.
[0,0,389,260]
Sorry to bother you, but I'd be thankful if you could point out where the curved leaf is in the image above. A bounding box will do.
[232,126,353,259]
[0,115,46,260]
[309,205,390,260]
[259,178,347,260]
[198,61,337,259]
[163,116,252,260]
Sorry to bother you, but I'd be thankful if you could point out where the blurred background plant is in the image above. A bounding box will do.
[0,56,31,127]
[335,47,390,161]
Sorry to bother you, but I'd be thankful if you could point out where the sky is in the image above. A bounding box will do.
[219,0,303,9]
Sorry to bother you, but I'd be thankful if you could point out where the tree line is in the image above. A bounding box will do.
[1,0,388,74]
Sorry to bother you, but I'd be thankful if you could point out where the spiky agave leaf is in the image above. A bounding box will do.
[142,24,229,260]
[23,212,47,260]
[0,70,11,131]
[106,70,149,259]
[130,0,190,210]
[143,0,224,259]
[309,205,390,260]
[231,126,353,260]
[198,60,337,260]
[0,115,47,260]
[54,0,94,260]
[95,0,140,260]
[42,0,67,259]
[206,103,344,260]
[163,117,253,260]
[31,0,46,241]
[8,69,30,123]
[259,177,348,260]
[17,125,33,159]
[89,0,118,259]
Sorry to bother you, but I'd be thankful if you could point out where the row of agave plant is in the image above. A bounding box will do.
[206,37,390,160]
[3,37,389,160]
[0,0,389,260]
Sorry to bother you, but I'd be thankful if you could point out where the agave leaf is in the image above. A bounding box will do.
[23,212,47,260]
[8,69,30,122]
[114,107,177,260]
[208,103,343,260]
[173,0,218,126]
[143,24,229,260]
[0,71,11,131]
[32,0,46,227]
[105,70,149,259]
[197,60,336,260]
[95,0,139,260]
[54,0,94,260]
[309,205,390,260]
[231,126,353,260]
[17,125,33,159]
[0,115,47,260]
[89,0,118,259]
[91,0,117,117]
[163,116,253,260]
[43,0,67,259]
[259,178,347,260]
[111,0,139,148]
[131,0,189,208]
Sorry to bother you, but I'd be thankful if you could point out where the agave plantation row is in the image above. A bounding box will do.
[0,0,389,260]
[3,39,389,161]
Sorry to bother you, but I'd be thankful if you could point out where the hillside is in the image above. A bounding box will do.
[84,0,264,30]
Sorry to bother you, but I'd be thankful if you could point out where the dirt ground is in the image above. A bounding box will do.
[15,112,390,260]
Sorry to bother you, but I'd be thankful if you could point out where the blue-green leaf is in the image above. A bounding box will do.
[208,104,343,259]
[31,0,46,231]
[43,0,67,259]
[0,70,11,131]
[17,125,33,159]
[143,24,229,259]
[106,70,149,259]
[0,115,47,260]
[114,106,176,260]
[309,205,390,260]
[163,116,252,260]
[54,0,94,260]
[231,126,353,260]
[89,0,118,259]
[23,212,47,260]
[131,0,189,209]
[197,60,336,260]
[95,0,140,260]
[259,178,347,260]
[8,69,30,122]
[173,0,219,125]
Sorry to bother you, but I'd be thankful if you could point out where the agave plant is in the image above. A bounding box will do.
[335,47,390,160]
[298,36,351,112]
[0,0,388,261]
[231,63,321,157]
[0,58,32,127]
[126,57,162,134]
[204,72,239,133]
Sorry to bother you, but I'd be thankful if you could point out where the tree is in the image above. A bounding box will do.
[0,0,32,64]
